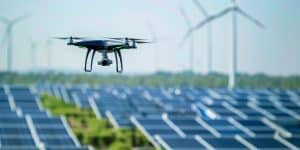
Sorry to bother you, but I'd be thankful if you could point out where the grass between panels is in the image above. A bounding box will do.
[40,94,153,150]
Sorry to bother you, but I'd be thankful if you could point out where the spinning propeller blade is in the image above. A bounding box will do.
[105,37,152,44]
[105,37,148,41]
[53,36,85,40]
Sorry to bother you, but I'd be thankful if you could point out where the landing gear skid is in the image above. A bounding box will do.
[83,48,123,73]
[84,49,96,72]
[114,49,123,73]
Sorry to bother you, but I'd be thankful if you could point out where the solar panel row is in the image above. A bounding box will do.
[0,85,92,150]
[36,84,300,150]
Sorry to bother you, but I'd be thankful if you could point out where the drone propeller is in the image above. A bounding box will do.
[53,36,85,40]
[53,36,86,45]
[105,37,150,42]
[135,41,152,44]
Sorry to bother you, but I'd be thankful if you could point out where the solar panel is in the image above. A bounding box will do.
[39,136,75,146]
[132,116,179,138]
[168,117,214,137]
[235,119,275,137]
[284,137,300,148]
[273,119,300,136]
[203,137,246,149]
[155,136,205,150]
[243,137,288,149]
[33,85,300,150]
[0,136,36,146]
[45,147,91,150]
[0,148,39,150]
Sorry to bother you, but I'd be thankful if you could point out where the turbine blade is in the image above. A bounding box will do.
[192,0,208,16]
[180,7,231,46]
[180,27,197,47]
[192,6,231,31]
[0,16,9,23]
[236,8,265,28]
[12,15,30,24]
[179,7,192,27]
[212,7,232,20]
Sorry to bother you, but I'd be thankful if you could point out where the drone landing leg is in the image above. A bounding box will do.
[117,49,123,73]
[84,49,96,72]
[114,50,119,73]
[114,49,123,73]
[90,50,96,70]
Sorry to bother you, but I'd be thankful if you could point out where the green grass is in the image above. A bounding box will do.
[40,94,152,150]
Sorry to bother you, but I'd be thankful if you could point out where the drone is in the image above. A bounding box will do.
[54,36,151,73]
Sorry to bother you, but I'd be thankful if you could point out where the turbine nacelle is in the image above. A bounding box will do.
[229,4,238,10]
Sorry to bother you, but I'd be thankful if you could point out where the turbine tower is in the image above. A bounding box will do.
[183,0,265,89]
[192,0,213,74]
[30,41,37,71]
[146,21,159,72]
[0,15,28,72]
[46,39,53,70]
[179,7,194,72]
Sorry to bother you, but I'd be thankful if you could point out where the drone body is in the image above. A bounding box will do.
[55,37,150,72]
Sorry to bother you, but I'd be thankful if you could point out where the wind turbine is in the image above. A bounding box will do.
[179,7,194,72]
[183,0,265,89]
[192,0,213,74]
[0,15,28,72]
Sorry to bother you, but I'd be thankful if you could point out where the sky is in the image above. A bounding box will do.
[0,0,299,75]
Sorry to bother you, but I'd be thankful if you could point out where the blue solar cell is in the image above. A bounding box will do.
[1,136,36,146]
[244,137,288,148]
[217,129,247,136]
[40,137,75,146]
[285,137,300,147]
[0,148,38,150]
[45,147,90,150]
[0,118,27,124]
[204,137,246,148]
[169,118,200,126]
[147,128,178,135]
[32,117,63,124]
[237,119,267,127]
[35,128,69,135]
[137,118,166,125]
[181,128,213,136]
[0,127,31,134]
[204,120,233,127]
[158,137,205,149]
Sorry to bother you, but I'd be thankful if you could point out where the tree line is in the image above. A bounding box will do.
[0,71,299,89]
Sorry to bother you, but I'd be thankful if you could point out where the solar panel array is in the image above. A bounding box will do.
[37,84,300,150]
[0,85,92,150]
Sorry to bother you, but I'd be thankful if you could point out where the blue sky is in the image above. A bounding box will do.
[0,0,299,75]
